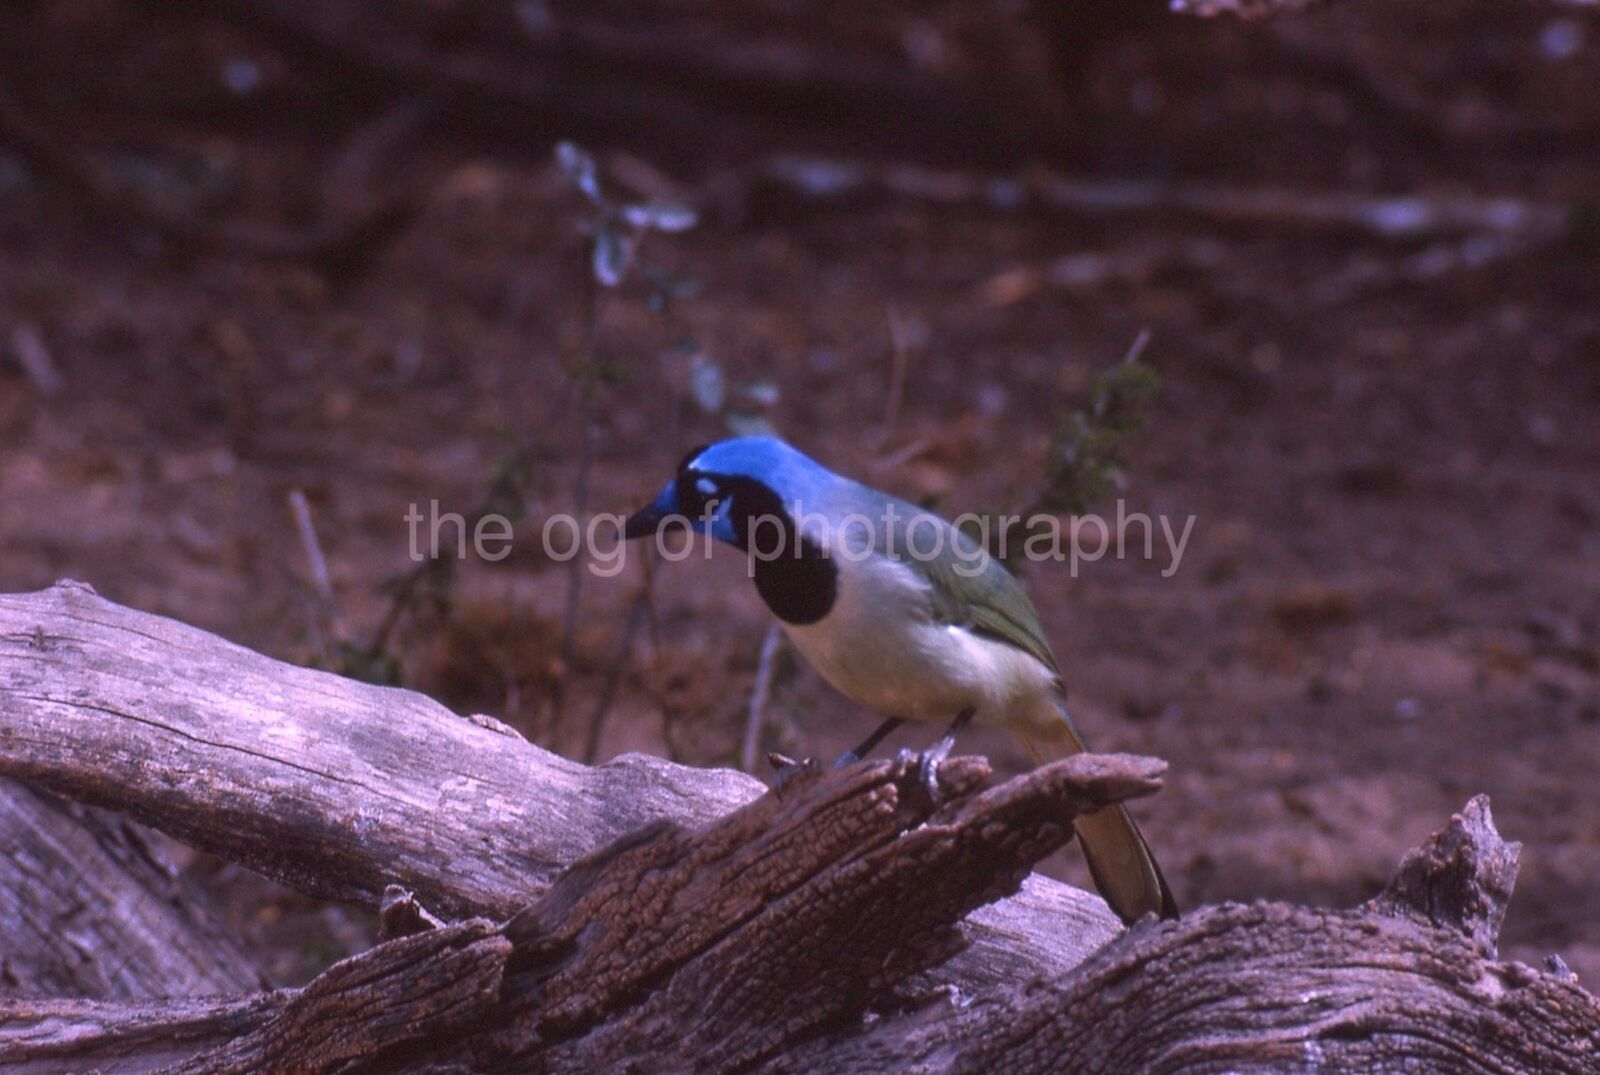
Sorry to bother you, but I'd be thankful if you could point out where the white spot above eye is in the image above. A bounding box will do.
[696,478,717,495]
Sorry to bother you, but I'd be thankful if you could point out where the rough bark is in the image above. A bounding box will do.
[779,902,1600,1074]
[0,994,287,1075]
[0,751,1162,1074]
[781,797,1596,1074]
[1365,793,1520,958]
[0,780,268,1000]
[2,752,1595,1073]
[1,582,1596,1073]
[0,581,1123,973]
[0,581,764,918]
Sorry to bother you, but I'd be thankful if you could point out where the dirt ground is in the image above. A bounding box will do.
[2,2,1598,986]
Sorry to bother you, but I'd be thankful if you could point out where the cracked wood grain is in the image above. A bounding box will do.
[4,583,1594,1073]
[0,581,768,920]
[0,750,1159,1074]
[6,749,1595,1074]
[0,781,269,1001]
[0,581,1124,976]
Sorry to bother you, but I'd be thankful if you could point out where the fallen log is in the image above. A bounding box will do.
[0,748,1154,1073]
[1,582,1596,1072]
[0,581,1119,976]
[0,781,268,1001]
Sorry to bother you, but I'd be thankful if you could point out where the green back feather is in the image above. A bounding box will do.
[878,497,1062,678]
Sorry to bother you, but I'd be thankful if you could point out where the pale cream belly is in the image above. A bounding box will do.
[780,613,1061,732]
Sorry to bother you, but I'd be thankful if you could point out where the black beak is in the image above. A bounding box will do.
[623,504,665,540]
[624,480,685,540]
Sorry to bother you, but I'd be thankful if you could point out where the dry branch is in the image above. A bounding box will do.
[1,741,1595,1072]
[0,750,1161,1073]
[0,782,268,1000]
[1366,793,1520,958]
[0,993,289,1075]
[747,156,1575,242]
[0,582,757,918]
[0,581,1120,967]
[2,583,1597,1073]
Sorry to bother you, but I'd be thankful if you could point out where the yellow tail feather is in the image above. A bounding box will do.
[1021,713,1178,925]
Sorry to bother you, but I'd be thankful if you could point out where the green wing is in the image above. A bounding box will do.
[882,500,1062,677]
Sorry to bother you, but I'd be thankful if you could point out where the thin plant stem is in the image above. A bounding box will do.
[548,263,605,744]
[740,623,785,773]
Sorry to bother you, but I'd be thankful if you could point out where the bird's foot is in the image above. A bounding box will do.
[830,749,860,768]
[914,708,973,803]
[914,735,956,803]
[767,751,820,795]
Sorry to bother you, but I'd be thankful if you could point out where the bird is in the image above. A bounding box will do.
[622,435,1177,924]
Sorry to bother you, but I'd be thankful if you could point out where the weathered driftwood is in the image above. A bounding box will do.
[0,582,764,915]
[2,582,1598,1073]
[0,748,1158,1075]
[0,750,1154,1073]
[0,582,1122,979]
[781,796,1598,1074]
[1365,793,1520,959]
[3,766,1596,1073]
[0,781,268,1000]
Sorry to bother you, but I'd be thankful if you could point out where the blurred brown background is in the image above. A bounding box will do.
[2,0,1597,985]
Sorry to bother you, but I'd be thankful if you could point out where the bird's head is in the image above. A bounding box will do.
[622,436,829,549]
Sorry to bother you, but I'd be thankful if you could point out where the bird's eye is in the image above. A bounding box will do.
[676,471,718,519]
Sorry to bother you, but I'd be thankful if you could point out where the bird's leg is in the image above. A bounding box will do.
[918,707,975,801]
[833,716,906,767]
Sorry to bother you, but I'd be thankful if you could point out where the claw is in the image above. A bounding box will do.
[915,707,974,804]
[917,735,956,803]
[831,749,860,768]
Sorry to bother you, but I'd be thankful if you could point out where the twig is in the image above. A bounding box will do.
[753,157,1575,243]
[547,264,606,744]
[740,623,786,773]
[288,490,335,605]
[641,551,665,669]
[287,488,347,653]
[974,242,1232,309]
[1117,328,1153,382]
[869,436,932,475]
[549,387,596,739]
[1305,228,1569,309]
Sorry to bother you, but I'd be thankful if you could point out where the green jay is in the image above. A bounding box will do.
[624,436,1177,924]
